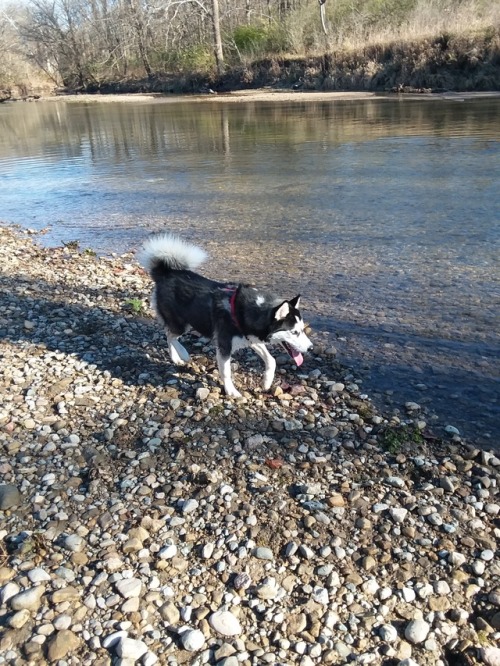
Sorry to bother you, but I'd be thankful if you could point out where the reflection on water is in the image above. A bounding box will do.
[0,96,499,445]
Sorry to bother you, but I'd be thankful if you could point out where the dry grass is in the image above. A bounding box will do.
[285,0,500,55]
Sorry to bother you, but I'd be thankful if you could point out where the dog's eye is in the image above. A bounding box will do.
[293,330,300,336]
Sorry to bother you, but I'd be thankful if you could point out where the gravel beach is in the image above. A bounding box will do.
[0,225,499,666]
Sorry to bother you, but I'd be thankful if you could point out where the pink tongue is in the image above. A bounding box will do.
[291,349,304,366]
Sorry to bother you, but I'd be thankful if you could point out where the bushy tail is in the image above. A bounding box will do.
[138,233,207,274]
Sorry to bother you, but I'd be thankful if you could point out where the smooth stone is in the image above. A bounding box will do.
[115,578,142,599]
[47,629,80,661]
[52,587,80,602]
[1,582,20,604]
[63,535,84,553]
[181,499,199,514]
[10,586,45,611]
[102,630,128,649]
[8,609,32,629]
[143,653,159,666]
[256,581,279,600]
[448,552,466,567]
[253,547,274,560]
[379,624,398,643]
[488,589,500,607]
[181,628,205,651]
[209,610,242,636]
[217,658,239,666]
[389,508,408,523]
[159,601,180,624]
[115,637,148,659]
[404,619,430,644]
[27,568,51,583]
[158,544,177,559]
[196,387,210,400]
[480,647,500,666]
[0,484,22,510]
[53,614,72,630]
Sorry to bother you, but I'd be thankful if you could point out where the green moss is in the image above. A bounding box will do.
[124,298,144,315]
[379,424,423,453]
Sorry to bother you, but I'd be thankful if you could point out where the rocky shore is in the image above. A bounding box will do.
[0,225,499,666]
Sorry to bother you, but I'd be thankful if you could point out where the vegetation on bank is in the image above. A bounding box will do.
[0,0,499,98]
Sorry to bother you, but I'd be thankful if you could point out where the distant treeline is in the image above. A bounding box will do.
[0,0,499,95]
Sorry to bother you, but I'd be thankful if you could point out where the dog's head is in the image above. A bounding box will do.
[267,295,313,366]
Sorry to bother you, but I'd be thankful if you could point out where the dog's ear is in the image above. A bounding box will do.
[289,295,301,310]
[274,301,290,320]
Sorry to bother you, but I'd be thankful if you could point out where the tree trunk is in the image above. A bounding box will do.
[211,0,224,77]
[319,0,328,35]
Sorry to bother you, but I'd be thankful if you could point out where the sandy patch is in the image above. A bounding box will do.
[41,89,500,104]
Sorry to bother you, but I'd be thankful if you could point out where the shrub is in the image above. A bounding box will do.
[232,22,290,58]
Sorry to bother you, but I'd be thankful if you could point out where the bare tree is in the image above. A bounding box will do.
[211,0,224,75]
[319,0,328,35]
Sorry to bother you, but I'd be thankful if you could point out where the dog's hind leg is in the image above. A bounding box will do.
[166,329,190,365]
[216,349,242,398]
[250,341,277,391]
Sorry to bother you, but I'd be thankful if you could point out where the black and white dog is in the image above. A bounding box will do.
[139,233,313,397]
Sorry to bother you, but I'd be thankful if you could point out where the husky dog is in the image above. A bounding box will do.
[139,233,313,397]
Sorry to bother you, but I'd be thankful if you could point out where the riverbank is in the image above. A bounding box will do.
[0,225,499,665]
[3,26,499,103]
[36,90,500,104]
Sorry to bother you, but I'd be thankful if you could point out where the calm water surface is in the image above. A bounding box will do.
[0,96,499,445]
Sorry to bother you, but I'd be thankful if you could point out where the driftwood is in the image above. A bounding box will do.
[0,89,12,103]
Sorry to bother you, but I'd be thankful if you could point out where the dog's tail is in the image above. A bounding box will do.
[138,233,207,274]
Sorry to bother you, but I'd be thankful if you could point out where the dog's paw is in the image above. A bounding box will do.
[263,377,274,391]
[225,387,242,399]
[262,371,276,391]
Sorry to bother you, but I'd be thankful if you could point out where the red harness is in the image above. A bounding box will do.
[222,286,241,330]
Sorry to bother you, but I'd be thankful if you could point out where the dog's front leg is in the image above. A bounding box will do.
[250,341,276,391]
[216,350,242,398]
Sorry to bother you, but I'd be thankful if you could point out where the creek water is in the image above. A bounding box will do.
[0,95,499,446]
